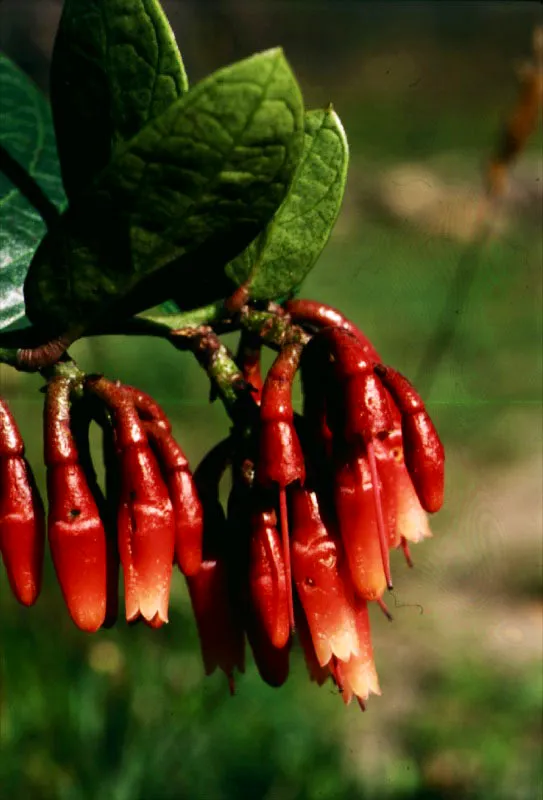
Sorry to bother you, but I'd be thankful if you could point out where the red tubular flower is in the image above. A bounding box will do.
[87,378,175,627]
[248,506,290,649]
[285,299,381,362]
[227,461,291,688]
[290,485,359,665]
[304,328,394,591]
[187,439,244,692]
[374,428,431,549]
[70,400,119,628]
[257,342,305,489]
[334,451,388,602]
[0,398,45,606]
[120,384,171,431]
[44,378,107,631]
[375,364,445,513]
[320,327,393,446]
[188,558,245,692]
[289,483,381,707]
[144,421,203,577]
[290,300,442,546]
[256,342,306,631]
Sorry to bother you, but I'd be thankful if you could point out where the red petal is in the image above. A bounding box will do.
[258,343,305,487]
[47,464,107,632]
[373,437,402,548]
[118,447,175,626]
[295,605,330,686]
[290,486,359,665]
[187,557,245,680]
[402,413,445,513]
[334,455,387,601]
[168,469,204,577]
[249,509,290,649]
[375,428,431,545]
[335,600,381,704]
[375,366,444,513]
[0,457,44,606]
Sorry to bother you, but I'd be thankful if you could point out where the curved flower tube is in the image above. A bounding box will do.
[144,421,203,577]
[87,378,175,627]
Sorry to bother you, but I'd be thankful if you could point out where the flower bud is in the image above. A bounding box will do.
[44,378,106,631]
[249,507,290,649]
[145,422,203,577]
[1,397,45,606]
[375,365,445,512]
[257,343,305,488]
[245,609,290,688]
[320,328,393,444]
[0,453,44,607]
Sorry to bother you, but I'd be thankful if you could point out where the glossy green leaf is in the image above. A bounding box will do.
[51,0,188,200]
[0,54,66,332]
[226,107,348,299]
[24,48,304,334]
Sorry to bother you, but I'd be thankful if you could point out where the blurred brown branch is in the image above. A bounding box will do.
[416,26,542,396]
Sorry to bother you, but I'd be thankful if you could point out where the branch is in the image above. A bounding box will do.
[0,330,80,372]
[170,326,259,428]
[0,302,310,373]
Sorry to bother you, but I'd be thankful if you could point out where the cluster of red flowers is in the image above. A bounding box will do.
[0,301,444,709]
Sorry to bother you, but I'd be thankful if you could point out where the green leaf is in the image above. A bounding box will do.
[0,54,66,332]
[51,0,188,200]
[24,48,304,334]
[225,106,349,300]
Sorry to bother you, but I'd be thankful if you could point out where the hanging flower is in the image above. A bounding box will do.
[1,300,444,710]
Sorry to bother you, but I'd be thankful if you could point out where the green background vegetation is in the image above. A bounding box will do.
[1,2,541,798]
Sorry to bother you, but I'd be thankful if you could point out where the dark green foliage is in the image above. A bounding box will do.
[0,55,66,332]
[24,48,305,334]
[51,0,189,201]
[226,106,349,300]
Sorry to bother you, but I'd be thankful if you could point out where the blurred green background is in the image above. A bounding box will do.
[1,2,542,799]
